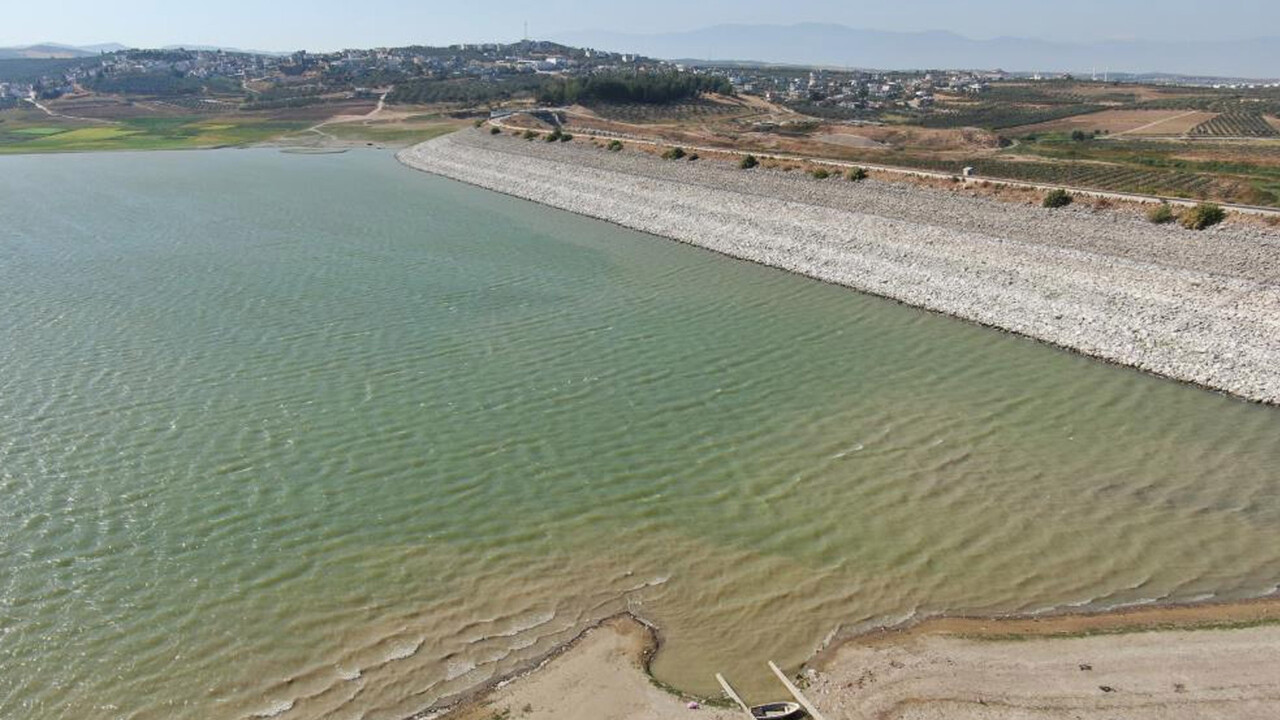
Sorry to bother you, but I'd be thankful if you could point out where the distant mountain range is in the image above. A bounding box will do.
[553,23,1280,79]
[0,42,285,60]
[0,43,123,59]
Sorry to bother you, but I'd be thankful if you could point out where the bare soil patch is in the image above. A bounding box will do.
[814,132,887,149]
[1015,109,1216,136]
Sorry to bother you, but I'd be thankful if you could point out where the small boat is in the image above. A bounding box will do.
[751,702,805,720]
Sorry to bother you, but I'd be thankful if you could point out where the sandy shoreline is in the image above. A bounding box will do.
[807,598,1280,719]
[399,129,1280,404]
[439,601,1280,720]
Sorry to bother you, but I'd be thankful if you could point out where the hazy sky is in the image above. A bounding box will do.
[3,0,1276,50]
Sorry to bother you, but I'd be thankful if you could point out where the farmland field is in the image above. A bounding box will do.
[912,102,1104,129]
[1011,109,1216,136]
[968,159,1222,198]
[7,126,68,136]
[1189,112,1280,138]
[584,98,758,124]
[0,113,307,153]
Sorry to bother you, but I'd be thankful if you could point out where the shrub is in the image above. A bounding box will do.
[1146,203,1175,224]
[1043,188,1073,208]
[607,139,623,151]
[811,168,831,179]
[522,129,539,140]
[489,126,501,135]
[739,154,759,169]
[473,119,485,128]
[687,152,699,161]
[1181,202,1225,230]
[559,133,572,142]
[1265,214,1280,228]
[1070,129,1091,142]
[661,146,686,160]
[847,167,868,182]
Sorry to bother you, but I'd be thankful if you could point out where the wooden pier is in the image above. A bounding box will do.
[715,673,757,720]
[769,661,828,720]
[714,663,828,720]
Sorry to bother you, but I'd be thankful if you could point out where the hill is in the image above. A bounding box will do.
[0,44,102,60]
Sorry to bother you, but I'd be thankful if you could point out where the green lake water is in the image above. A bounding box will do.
[1,148,1278,720]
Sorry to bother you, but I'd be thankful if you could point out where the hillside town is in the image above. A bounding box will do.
[0,42,660,104]
[0,40,1033,120]
[5,39,1277,120]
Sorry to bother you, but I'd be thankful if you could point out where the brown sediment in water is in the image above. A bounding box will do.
[813,594,1280,656]
[437,599,1280,720]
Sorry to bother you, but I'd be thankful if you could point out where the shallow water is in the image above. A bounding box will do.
[1,149,1277,719]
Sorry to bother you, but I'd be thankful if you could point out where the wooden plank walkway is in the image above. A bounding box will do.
[715,673,756,720]
[768,661,828,720]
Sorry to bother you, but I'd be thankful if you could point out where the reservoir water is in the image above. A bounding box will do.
[1,148,1278,720]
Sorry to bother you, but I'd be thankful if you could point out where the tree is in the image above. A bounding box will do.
[739,154,759,169]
